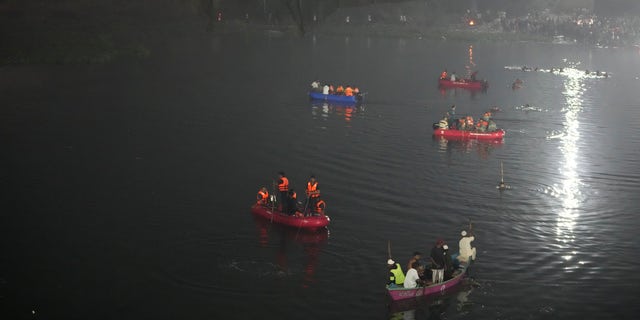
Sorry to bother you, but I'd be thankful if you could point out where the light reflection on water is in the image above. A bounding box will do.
[555,65,587,269]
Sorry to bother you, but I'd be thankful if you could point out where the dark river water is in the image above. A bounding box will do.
[3,32,640,319]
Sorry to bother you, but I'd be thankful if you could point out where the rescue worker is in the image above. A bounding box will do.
[322,84,330,95]
[458,118,466,131]
[344,85,354,96]
[465,116,474,131]
[287,188,298,216]
[315,198,326,215]
[438,116,449,129]
[277,171,289,213]
[482,111,491,121]
[440,69,448,79]
[487,120,497,132]
[256,187,269,206]
[305,175,320,215]
[354,87,360,94]
[388,259,405,288]
[450,72,457,82]
[336,85,344,95]
[329,84,335,94]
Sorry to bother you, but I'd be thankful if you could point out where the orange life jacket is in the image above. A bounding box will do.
[336,86,344,93]
[278,177,289,192]
[344,87,353,96]
[466,116,474,126]
[316,199,326,212]
[257,190,269,204]
[440,71,447,79]
[306,181,319,198]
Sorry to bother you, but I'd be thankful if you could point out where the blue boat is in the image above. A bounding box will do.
[309,91,361,104]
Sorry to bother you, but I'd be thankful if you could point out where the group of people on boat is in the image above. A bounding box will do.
[435,105,498,133]
[310,80,361,97]
[256,171,326,217]
[387,227,476,289]
[440,69,480,82]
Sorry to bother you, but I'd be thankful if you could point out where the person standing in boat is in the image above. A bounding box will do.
[387,259,405,288]
[458,229,476,263]
[403,261,424,288]
[450,72,457,82]
[430,239,446,283]
[305,175,320,215]
[470,71,478,81]
[336,85,344,95]
[256,187,269,206]
[277,171,289,213]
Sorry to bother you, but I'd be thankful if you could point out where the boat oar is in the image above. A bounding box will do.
[387,240,392,260]
[271,180,277,223]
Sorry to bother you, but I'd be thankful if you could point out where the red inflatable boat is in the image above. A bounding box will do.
[250,204,330,231]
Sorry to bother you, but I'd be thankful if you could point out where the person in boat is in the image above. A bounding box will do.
[314,198,326,215]
[403,261,425,288]
[336,85,344,95]
[450,72,457,82]
[475,120,486,132]
[465,116,474,131]
[406,251,422,272]
[322,84,330,95]
[305,175,320,215]
[440,69,448,80]
[354,87,360,95]
[458,229,476,263]
[430,239,446,284]
[277,171,289,213]
[482,111,491,121]
[487,120,497,132]
[344,85,354,97]
[470,71,478,81]
[329,84,335,94]
[450,105,456,117]
[437,116,449,129]
[287,188,299,216]
[458,118,466,131]
[388,259,405,288]
[311,80,320,92]
[256,187,269,206]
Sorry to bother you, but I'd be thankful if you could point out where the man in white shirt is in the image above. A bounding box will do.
[322,84,329,95]
[450,72,457,82]
[458,230,476,263]
[403,261,424,288]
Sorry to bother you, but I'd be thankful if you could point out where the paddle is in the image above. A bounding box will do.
[388,240,392,260]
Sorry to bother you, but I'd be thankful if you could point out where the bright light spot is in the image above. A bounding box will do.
[468,20,475,26]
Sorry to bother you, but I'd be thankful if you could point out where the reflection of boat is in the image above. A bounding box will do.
[438,79,488,90]
[250,204,330,232]
[433,128,505,140]
[387,262,470,302]
[253,215,329,245]
[309,91,362,104]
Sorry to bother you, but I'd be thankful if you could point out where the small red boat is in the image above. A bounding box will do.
[438,78,488,90]
[250,204,330,231]
[433,128,505,140]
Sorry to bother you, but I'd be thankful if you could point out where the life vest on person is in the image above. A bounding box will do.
[336,85,344,93]
[440,71,447,79]
[389,264,405,285]
[483,112,491,120]
[315,199,326,213]
[344,86,354,96]
[278,177,289,192]
[257,190,269,205]
[306,181,319,198]
[466,116,474,126]
[290,191,297,200]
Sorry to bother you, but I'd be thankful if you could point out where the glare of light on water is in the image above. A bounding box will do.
[555,65,587,269]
